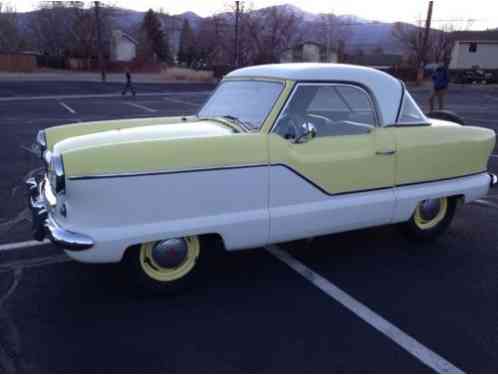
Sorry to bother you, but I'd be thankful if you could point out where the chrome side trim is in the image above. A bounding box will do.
[68,163,269,181]
[45,215,94,251]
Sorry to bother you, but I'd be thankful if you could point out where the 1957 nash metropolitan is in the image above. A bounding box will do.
[27,63,497,291]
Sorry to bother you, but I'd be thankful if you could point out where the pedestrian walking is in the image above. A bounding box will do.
[429,64,449,112]
[122,68,136,97]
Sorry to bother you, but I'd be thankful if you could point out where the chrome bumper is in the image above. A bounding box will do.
[490,173,498,189]
[26,175,94,251]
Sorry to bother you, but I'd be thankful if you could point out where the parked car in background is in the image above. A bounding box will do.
[27,63,497,293]
[452,69,496,84]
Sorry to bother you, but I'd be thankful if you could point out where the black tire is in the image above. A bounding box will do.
[399,197,457,242]
[427,110,465,125]
[124,236,204,295]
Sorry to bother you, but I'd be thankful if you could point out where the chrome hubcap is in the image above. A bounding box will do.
[151,239,188,268]
[419,199,441,221]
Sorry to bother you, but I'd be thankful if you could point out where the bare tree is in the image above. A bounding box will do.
[392,21,428,68]
[431,25,455,65]
[243,6,302,64]
[0,2,23,52]
[28,1,115,58]
[318,13,351,59]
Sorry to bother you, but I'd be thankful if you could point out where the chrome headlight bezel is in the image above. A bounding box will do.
[36,130,47,158]
[49,153,66,194]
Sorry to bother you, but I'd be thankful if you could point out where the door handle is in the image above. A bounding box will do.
[376,150,397,156]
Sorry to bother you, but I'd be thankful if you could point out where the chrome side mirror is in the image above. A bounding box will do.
[292,121,317,144]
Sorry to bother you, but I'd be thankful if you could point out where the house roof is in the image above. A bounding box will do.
[227,63,403,125]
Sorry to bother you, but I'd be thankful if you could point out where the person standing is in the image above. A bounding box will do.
[429,64,449,112]
[122,68,136,97]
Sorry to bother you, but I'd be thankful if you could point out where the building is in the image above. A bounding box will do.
[110,30,137,62]
[280,42,338,63]
[449,40,498,71]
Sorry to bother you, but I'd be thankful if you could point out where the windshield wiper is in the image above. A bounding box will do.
[221,115,257,131]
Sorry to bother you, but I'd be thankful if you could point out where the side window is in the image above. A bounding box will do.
[274,84,377,139]
[397,91,429,125]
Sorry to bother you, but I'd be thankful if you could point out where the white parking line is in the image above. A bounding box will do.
[266,245,464,374]
[163,97,200,107]
[0,91,211,102]
[474,199,498,209]
[0,240,50,253]
[125,102,157,113]
[0,254,71,271]
[59,101,76,114]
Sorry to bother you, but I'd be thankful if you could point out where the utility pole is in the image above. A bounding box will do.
[418,0,433,83]
[94,1,106,82]
[234,0,240,67]
[422,0,434,65]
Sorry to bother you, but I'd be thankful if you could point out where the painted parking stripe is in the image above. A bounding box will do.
[125,102,157,113]
[266,245,464,374]
[163,97,200,107]
[0,240,50,253]
[59,101,76,114]
[474,199,498,209]
[0,254,71,271]
[0,91,212,102]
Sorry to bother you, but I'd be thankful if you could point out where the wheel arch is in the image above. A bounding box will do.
[122,233,227,262]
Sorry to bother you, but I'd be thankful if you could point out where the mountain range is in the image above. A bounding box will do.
[16,3,496,55]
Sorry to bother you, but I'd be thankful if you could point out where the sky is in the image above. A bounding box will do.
[10,0,498,30]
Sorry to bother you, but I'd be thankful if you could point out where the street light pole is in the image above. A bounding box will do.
[94,1,106,82]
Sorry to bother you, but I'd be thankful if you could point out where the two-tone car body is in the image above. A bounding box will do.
[28,63,497,291]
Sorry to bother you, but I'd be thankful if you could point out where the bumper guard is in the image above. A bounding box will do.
[26,176,94,251]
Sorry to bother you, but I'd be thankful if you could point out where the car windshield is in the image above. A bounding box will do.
[198,80,284,130]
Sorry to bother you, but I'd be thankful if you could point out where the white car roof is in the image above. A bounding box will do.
[227,63,404,126]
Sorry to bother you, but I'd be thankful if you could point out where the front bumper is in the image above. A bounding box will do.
[26,175,94,251]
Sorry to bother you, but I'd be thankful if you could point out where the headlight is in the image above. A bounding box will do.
[49,153,65,194]
[36,130,47,157]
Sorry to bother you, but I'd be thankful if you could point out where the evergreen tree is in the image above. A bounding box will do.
[177,19,196,67]
[138,9,171,63]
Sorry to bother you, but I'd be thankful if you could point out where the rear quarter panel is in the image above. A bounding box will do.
[395,120,496,185]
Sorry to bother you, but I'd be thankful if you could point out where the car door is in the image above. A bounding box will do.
[268,82,397,243]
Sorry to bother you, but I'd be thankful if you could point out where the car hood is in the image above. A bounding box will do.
[53,119,235,155]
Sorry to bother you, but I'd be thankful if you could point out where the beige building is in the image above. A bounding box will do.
[280,42,338,63]
[110,30,137,62]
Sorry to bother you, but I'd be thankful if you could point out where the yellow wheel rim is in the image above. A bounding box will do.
[139,236,200,282]
[414,198,448,230]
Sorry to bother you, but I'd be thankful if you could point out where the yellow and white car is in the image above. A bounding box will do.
[27,63,497,291]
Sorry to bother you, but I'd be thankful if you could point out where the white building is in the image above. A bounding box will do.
[110,30,137,62]
[449,40,498,70]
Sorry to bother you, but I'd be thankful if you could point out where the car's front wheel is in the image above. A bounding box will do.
[400,197,457,241]
[126,236,201,294]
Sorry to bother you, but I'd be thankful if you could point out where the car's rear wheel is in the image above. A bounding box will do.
[400,197,456,241]
[126,236,201,294]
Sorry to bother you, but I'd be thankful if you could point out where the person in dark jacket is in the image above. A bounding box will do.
[122,68,136,96]
[429,64,449,112]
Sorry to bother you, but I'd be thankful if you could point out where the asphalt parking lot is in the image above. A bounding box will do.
[0,81,497,372]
